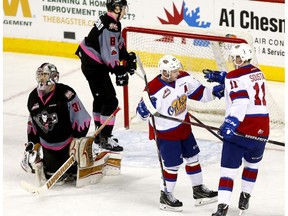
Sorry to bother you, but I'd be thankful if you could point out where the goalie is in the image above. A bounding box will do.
[21,63,91,185]
[136,55,223,212]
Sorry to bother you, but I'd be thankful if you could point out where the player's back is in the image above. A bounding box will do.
[226,64,269,137]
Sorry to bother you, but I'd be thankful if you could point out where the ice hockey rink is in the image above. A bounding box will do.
[2,52,285,216]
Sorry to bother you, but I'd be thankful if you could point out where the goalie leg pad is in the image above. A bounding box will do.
[33,161,46,186]
[70,137,94,168]
[76,152,123,187]
[103,152,122,176]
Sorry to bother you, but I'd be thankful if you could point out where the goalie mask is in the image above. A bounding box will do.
[158,55,182,80]
[229,43,253,68]
[36,63,59,94]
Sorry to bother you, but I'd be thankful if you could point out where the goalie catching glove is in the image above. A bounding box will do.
[20,142,43,173]
[203,69,227,84]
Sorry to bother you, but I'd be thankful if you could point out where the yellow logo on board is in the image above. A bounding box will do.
[3,0,32,17]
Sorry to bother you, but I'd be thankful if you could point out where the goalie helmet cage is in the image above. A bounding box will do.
[122,25,284,130]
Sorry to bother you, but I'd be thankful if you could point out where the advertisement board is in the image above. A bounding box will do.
[3,0,285,81]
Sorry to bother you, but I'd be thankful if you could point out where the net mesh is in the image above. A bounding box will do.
[123,26,284,129]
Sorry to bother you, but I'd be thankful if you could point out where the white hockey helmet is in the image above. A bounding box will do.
[158,55,182,77]
[36,63,59,93]
[229,43,253,67]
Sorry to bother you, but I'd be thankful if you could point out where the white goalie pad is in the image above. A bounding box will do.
[76,151,123,188]
[69,137,94,168]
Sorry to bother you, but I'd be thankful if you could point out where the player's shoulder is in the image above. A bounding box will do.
[56,83,77,101]
[227,64,261,79]
[100,13,119,30]
[148,75,166,95]
[27,88,39,102]
[178,71,190,78]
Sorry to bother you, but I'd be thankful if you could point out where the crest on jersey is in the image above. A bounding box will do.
[168,94,187,116]
[163,88,171,98]
[109,23,118,31]
[65,90,74,100]
[111,47,117,55]
[33,111,58,133]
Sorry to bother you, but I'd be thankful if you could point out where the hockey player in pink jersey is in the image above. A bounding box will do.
[205,43,270,216]
[136,55,224,212]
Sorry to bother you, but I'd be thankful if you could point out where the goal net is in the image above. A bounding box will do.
[122,25,284,132]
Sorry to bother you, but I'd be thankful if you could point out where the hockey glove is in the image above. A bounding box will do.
[114,65,129,86]
[20,142,42,173]
[203,69,227,84]
[126,52,137,75]
[136,97,157,120]
[212,84,225,99]
[219,116,240,139]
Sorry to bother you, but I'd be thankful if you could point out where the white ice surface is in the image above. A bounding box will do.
[2,52,286,216]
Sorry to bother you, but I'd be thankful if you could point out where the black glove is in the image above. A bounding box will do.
[126,52,137,75]
[114,65,129,86]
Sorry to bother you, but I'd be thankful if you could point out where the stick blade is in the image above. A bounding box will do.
[20,180,47,195]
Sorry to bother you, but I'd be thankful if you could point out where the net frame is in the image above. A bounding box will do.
[122,26,284,130]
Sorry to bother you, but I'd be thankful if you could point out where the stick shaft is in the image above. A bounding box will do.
[137,55,168,192]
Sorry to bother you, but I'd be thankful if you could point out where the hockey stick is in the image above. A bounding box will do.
[20,107,121,195]
[142,92,284,147]
[136,55,168,193]
[188,113,284,147]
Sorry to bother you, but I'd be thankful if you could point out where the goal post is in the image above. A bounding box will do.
[122,25,284,130]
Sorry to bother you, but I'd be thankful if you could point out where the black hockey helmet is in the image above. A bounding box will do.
[106,0,127,11]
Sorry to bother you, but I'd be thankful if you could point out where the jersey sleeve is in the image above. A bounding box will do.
[27,115,40,144]
[187,75,214,102]
[67,94,91,138]
[226,78,250,122]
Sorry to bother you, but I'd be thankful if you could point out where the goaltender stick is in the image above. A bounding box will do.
[20,63,92,185]
[136,55,223,212]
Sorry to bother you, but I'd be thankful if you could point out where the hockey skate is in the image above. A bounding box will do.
[100,136,123,152]
[238,192,251,215]
[160,190,183,212]
[193,184,218,206]
[212,203,229,216]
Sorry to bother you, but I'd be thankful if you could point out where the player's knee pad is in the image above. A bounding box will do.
[243,159,259,169]
[185,154,200,165]
[103,97,118,114]
[164,165,180,173]
[220,167,238,179]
